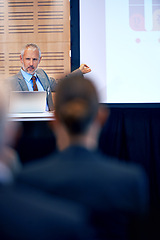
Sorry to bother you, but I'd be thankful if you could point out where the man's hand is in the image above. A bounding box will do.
[79,64,91,74]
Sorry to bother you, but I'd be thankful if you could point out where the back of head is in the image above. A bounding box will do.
[55,76,99,135]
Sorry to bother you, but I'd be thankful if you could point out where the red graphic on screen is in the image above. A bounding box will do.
[129,0,160,31]
[129,0,145,31]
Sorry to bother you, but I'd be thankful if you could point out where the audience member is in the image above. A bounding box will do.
[17,75,149,239]
[0,79,21,184]
[0,186,94,240]
[0,78,94,240]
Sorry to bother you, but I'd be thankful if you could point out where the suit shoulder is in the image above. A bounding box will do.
[37,68,49,77]
[104,154,147,179]
[8,72,20,82]
[7,71,24,91]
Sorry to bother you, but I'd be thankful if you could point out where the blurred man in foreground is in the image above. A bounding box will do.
[0,79,94,240]
[0,80,21,184]
[18,76,149,239]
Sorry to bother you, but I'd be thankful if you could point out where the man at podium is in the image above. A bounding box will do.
[10,43,91,111]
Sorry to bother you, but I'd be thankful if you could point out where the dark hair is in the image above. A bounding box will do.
[55,76,99,135]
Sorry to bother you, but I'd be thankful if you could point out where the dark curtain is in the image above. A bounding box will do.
[98,107,160,207]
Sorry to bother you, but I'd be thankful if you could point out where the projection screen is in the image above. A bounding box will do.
[80,0,160,103]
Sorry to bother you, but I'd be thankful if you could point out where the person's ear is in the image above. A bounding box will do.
[96,105,110,127]
[48,112,62,135]
[48,115,70,151]
[48,112,59,131]
[20,55,23,64]
[39,56,42,64]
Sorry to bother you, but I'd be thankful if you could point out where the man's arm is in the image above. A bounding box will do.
[79,64,91,74]
[49,64,92,92]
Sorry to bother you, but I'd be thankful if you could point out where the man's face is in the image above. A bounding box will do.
[20,48,41,75]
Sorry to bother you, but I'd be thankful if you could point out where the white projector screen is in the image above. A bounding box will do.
[80,0,160,103]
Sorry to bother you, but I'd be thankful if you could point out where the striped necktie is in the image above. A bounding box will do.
[31,76,38,91]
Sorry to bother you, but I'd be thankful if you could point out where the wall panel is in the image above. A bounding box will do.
[0,0,70,79]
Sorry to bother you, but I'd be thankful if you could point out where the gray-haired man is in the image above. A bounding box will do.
[10,43,91,111]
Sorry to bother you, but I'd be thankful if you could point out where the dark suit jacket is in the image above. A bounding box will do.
[0,185,94,240]
[17,145,149,240]
[9,68,83,111]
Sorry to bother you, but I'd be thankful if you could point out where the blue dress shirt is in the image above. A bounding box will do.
[21,68,44,91]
